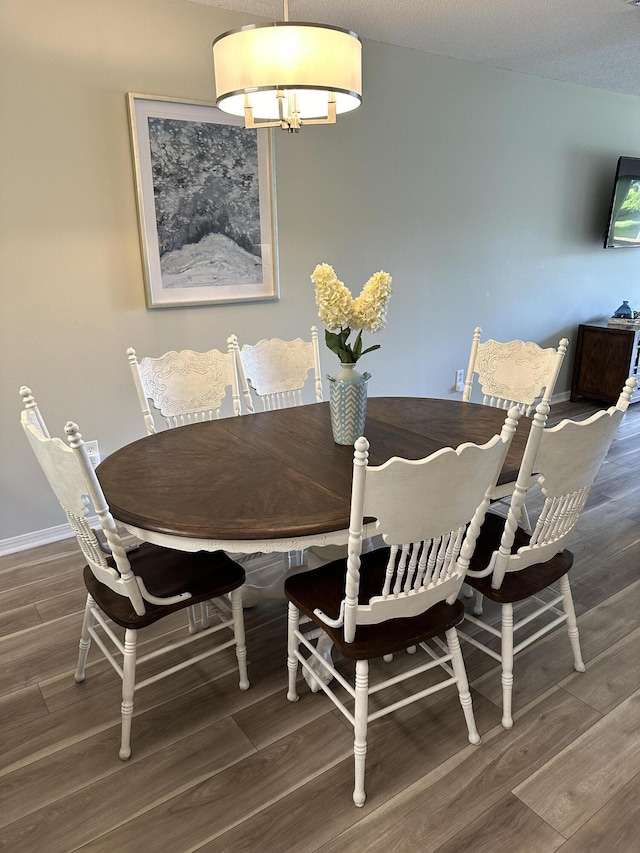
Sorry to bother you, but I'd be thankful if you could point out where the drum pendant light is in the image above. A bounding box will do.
[212,1,362,132]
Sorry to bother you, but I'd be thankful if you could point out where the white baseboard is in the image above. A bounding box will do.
[0,516,100,558]
[0,523,76,557]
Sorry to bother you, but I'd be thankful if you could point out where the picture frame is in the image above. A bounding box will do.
[127,93,279,308]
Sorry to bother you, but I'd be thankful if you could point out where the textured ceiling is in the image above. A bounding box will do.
[192,0,640,96]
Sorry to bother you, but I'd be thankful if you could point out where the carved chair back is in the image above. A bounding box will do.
[20,411,154,614]
[462,326,569,415]
[232,326,323,412]
[127,338,242,434]
[321,407,521,643]
[473,377,636,591]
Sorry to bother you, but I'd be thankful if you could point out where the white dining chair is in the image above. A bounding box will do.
[20,401,249,760]
[462,325,569,532]
[127,337,243,435]
[462,326,569,415]
[230,326,323,578]
[459,376,636,729]
[285,405,521,806]
[231,326,323,413]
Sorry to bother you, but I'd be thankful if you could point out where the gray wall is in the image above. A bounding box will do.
[2,0,639,542]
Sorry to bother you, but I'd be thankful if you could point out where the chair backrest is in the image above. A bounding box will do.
[462,326,569,415]
[19,385,50,437]
[232,326,323,412]
[20,407,151,614]
[484,377,636,589]
[327,407,521,643]
[127,338,242,435]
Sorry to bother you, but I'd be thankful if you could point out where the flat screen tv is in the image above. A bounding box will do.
[604,156,640,247]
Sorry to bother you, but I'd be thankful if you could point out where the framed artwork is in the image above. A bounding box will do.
[127,94,279,308]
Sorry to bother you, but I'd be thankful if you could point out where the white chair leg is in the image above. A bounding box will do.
[285,549,306,570]
[187,606,199,634]
[462,583,474,599]
[287,602,300,702]
[119,628,137,760]
[560,574,585,672]
[230,589,250,690]
[520,503,532,534]
[501,603,514,729]
[353,659,369,807]
[473,591,484,616]
[74,594,95,683]
[446,627,480,745]
[199,601,211,630]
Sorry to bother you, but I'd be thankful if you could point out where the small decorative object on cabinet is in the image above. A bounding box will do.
[613,300,633,318]
[571,324,640,405]
[311,263,392,445]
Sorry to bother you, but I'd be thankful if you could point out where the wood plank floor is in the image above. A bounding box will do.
[1,399,639,852]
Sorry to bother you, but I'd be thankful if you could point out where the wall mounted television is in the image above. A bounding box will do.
[604,156,640,248]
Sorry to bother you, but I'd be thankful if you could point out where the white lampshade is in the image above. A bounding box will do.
[213,22,362,131]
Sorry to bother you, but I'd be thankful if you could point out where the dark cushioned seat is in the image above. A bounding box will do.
[285,547,465,660]
[466,511,574,603]
[84,543,245,629]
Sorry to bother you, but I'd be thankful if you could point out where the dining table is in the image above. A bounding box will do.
[98,397,530,557]
[98,396,529,689]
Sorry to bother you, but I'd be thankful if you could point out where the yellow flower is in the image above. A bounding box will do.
[351,271,392,332]
[311,263,354,330]
[310,264,393,363]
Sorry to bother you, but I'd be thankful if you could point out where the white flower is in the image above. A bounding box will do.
[311,263,354,330]
[310,264,393,363]
[351,271,392,332]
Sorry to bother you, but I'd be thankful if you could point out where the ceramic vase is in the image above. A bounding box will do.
[328,363,371,445]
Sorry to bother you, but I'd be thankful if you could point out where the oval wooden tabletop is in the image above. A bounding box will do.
[97,398,529,543]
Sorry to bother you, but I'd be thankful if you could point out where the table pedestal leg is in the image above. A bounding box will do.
[303,633,335,692]
[235,553,308,608]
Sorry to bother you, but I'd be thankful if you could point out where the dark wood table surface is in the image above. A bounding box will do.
[97,398,529,552]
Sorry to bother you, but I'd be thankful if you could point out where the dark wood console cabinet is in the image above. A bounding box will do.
[570,324,640,405]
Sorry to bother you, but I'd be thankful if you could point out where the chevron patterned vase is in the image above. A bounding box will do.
[328,363,371,446]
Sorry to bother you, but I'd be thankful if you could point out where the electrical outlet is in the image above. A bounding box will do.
[84,440,101,468]
[455,369,465,392]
